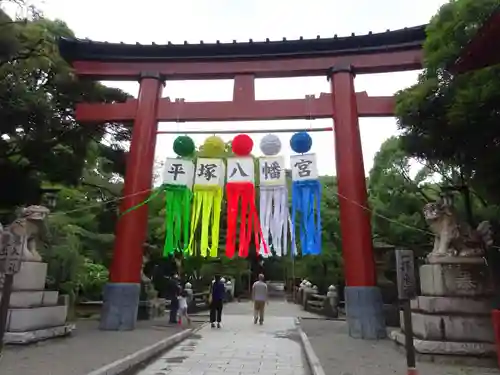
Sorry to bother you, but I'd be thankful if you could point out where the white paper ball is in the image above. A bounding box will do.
[260,134,282,156]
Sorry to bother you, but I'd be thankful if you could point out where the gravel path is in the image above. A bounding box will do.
[1,318,201,375]
[300,319,498,375]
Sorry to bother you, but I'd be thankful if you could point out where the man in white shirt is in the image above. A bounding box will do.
[252,274,268,325]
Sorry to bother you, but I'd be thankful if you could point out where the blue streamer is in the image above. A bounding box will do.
[291,179,322,255]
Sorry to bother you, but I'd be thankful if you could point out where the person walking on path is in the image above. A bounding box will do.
[252,273,268,325]
[209,274,225,328]
[167,274,181,324]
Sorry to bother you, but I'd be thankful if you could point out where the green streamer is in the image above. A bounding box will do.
[163,185,192,256]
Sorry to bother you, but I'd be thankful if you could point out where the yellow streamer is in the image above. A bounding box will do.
[187,185,223,257]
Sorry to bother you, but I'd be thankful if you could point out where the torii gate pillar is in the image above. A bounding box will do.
[100,72,164,331]
[328,65,386,339]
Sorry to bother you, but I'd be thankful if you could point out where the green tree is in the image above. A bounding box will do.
[395,0,500,204]
[40,142,123,302]
[368,137,435,249]
[0,10,132,302]
[0,10,130,210]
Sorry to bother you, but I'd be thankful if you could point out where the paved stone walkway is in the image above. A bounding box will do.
[136,307,308,375]
[191,299,322,320]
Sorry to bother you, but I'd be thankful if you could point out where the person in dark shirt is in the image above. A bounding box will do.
[167,274,181,324]
[209,274,225,328]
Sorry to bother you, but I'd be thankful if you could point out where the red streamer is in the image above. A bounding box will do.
[225,182,269,258]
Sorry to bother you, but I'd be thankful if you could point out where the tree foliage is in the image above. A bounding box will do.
[0,7,130,210]
[395,0,500,203]
[0,5,130,301]
[368,137,434,250]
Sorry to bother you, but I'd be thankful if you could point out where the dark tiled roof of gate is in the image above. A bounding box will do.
[58,24,426,62]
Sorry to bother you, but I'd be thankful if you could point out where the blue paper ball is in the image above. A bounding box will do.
[290,132,312,154]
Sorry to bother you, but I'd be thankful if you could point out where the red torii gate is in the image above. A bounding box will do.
[58,25,425,338]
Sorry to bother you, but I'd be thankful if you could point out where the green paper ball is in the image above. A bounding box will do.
[173,135,195,157]
[202,136,225,157]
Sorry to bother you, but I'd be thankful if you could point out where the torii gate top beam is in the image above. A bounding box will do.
[58,25,425,80]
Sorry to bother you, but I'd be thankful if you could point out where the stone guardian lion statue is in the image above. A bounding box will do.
[423,197,493,258]
[1,205,50,263]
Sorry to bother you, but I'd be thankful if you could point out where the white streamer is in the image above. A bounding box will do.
[259,186,289,256]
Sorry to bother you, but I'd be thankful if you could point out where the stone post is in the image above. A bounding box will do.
[325,285,339,318]
[302,283,314,309]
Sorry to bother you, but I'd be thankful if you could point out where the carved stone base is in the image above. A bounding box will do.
[420,260,493,297]
[0,261,72,345]
[4,324,75,344]
[392,259,495,359]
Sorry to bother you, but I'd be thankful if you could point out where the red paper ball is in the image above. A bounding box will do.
[231,134,253,156]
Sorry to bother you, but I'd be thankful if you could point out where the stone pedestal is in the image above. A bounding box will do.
[391,257,496,359]
[0,262,75,344]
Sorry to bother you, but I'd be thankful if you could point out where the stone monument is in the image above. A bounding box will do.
[137,254,166,320]
[0,205,74,344]
[374,242,399,327]
[391,194,496,360]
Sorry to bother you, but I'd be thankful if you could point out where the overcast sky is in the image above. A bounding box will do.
[19,0,448,175]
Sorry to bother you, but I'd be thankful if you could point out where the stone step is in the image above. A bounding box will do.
[391,330,496,357]
[0,290,59,308]
[400,311,495,343]
[6,305,68,332]
[411,295,491,315]
[4,324,75,345]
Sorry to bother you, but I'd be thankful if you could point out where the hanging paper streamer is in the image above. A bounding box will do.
[161,136,195,256]
[226,134,268,258]
[187,136,226,257]
[259,134,289,257]
[290,132,322,255]
[120,136,195,257]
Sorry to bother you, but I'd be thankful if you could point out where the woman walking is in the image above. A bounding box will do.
[209,275,225,328]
